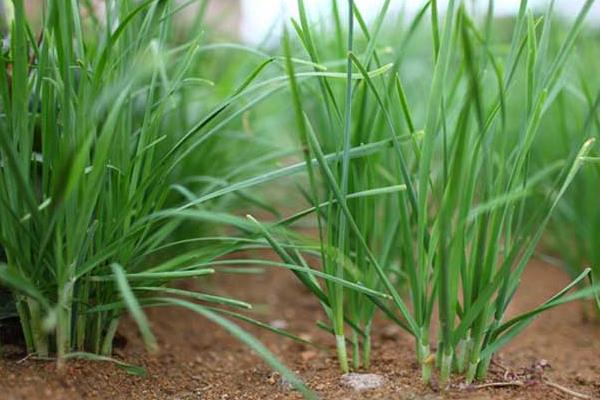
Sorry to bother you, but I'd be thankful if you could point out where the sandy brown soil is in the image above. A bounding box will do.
[0,258,599,400]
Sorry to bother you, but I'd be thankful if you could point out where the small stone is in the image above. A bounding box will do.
[534,359,551,370]
[267,372,279,385]
[340,373,385,391]
[269,319,289,329]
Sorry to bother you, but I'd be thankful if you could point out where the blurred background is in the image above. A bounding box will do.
[4,0,600,45]
[239,0,600,44]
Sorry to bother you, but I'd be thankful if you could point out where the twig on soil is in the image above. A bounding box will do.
[544,379,592,399]
[16,353,35,364]
[471,381,525,389]
[460,357,591,400]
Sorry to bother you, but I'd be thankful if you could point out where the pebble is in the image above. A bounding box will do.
[340,372,385,391]
[269,319,289,329]
[267,373,277,385]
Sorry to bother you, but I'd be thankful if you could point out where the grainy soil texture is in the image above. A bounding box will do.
[1,259,598,400]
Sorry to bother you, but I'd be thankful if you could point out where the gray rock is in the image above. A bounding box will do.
[269,319,289,329]
[340,373,385,391]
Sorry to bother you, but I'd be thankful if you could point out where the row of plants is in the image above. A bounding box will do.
[0,0,598,398]
[249,0,600,386]
[0,0,316,396]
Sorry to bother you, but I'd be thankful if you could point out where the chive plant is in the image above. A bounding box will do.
[0,0,201,360]
[399,1,599,384]
[375,0,598,384]
[0,1,319,395]
[251,0,599,387]
[536,26,600,316]
[252,0,412,373]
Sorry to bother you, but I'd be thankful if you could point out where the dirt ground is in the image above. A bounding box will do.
[0,258,599,400]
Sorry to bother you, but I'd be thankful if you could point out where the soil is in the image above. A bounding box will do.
[0,258,599,400]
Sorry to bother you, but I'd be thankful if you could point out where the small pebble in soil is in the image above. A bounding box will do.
[340,372,385,391]
[269,319,289,329]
